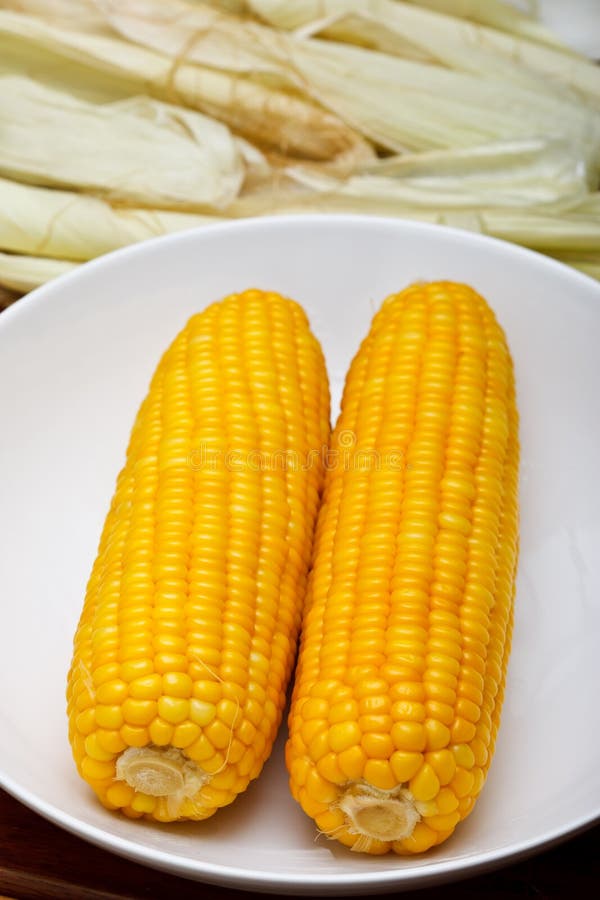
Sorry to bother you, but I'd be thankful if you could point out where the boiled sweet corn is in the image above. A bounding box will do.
[67,288,330,822]
[286,281,519,854]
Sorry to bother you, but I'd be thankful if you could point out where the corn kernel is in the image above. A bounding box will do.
[337,745,367,781]
[389,750,423,784]
[363,759,397,791]
[157,696,189,725]
[390,721,426,752]
[329,721,361,753]
[409,763,440,803]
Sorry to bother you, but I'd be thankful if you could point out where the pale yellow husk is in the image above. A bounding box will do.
[0,177,224,261]
[0,9,371,163]
[83,0,600,164]
[0,252,78,293]
[247,0,600,107]
[0,75,245,210]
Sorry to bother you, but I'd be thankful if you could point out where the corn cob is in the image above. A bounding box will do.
[286,281,519,854]
[67,288,330,822]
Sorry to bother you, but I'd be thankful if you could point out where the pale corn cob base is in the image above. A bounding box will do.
[286,281,519,854]
[66,289,330,822]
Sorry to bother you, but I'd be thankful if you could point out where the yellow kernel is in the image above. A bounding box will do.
[93,662,120,687]
[157,696,189,725]
[84,733,114,762]
[423,810,461,832]
[458,795,475,817]
[361,732,394,760]
[435,787,459,815]
[470,738,489,767]
[95,705,123,730]
[299,786,327,819]
[301,719,327,746]
[122,698,157,727]
[425,749,456,785]
[315,807,346,835]
[155,653,188,674]
[328,700,359,724]
[425,701,454,726]
[148,717,174,746]
[391,701,426,722]
[193,680,222,703]
[205,718,233,750]
[390,682,425,702]
[162,672,193,699]
[451,767,475,798]
[201,752,225,775]
[217,698,240,728]
[119,659,153,682]
[190,699,216,728]
[328,721,361,753]
[290,757,310,789]
[81,757,115,781]
[410,763,440,803]
[452,743,475,769]
[390,721,426,752]
[305,767,339,804]
[128,674,163,700]
[96,729,127,755]
[310,679,346,700]
[359,714,393,734]
[363,759,397,791]
[353,678,388,700]
[186,734,214,763]
[396,821,437,854]
[119,724,149,747]
[236,718,256,746]
[96,680,128,704]
[390,751,423,784]
[316,752,346,785]
[302,697,329,720]
[472,766,485,795]
[105,783,135,807]
[424,719,451,751]
[131,793,156,814]
[456,697,481,724]
[308,730,330,762]
[172,721,201,749]
[358,695,391,715]
[121,806,144,820]
[451,717,477,743]
[336,745,367,781]
[211,766,239,792]
[75,708,96,736]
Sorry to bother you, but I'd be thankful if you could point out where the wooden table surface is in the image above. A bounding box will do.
[0,787,598,900]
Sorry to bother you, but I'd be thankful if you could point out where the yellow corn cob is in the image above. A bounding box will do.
[286,281,519,854]
[67,288,330,822]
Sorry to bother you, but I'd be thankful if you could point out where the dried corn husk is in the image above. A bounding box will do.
[0,252,78,293]
[399,0,567,48]
[0,9,372,163]
[248,0,600,107]
[0,177,224,261]
[89,0,600,164]
[0,76,245,209]
[280,138,591,210]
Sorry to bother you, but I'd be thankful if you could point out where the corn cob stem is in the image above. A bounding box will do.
[336,784,421,846]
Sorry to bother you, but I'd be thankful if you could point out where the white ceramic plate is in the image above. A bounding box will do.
[0,216,599,895]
